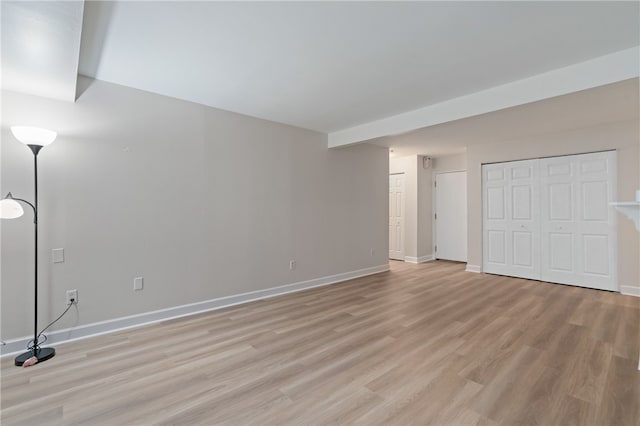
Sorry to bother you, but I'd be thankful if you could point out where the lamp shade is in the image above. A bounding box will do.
[0,198,25,219]
[11,126,57,147]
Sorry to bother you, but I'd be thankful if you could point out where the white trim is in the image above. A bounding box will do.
[620,286,640,297]
[1,264,389,357]
[627,285,640,371]
[329,48,639,147]
[465,264,482,273]
[404,255,434,264]
[432,171,436,260]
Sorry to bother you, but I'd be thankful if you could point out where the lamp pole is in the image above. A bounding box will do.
[15,144,56,366]
[2,191,52,366]
[30,144,43,364]
[0,127,57,366]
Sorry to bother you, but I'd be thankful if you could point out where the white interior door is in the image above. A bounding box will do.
[483,160,540,280]
[435,171,467,262]
[540,152,617,291]
[389,174,405,260]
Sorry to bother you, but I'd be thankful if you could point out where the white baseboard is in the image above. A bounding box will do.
[625,285,640,370]
[404,255,434,264]
[465,264,482,273]
[620,285,640,297]
[1,264,390,357]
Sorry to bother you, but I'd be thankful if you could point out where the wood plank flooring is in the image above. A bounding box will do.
[2,260,639,425]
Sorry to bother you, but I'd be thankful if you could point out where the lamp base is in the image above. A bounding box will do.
[14,347,55,366]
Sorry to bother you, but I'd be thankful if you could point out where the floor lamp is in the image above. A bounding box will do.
[0,126,57,366]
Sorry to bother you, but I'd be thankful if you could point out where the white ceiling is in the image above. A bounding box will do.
[77,1,639,133]
[1,1,84,102]
[1,1,639,150]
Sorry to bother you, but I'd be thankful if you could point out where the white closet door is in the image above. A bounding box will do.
[483,160,540,280]
[540,151,617,291]
[389,174,405,260]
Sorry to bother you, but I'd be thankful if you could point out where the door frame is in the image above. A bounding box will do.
[389,172,406,261]
[432,169,467,261]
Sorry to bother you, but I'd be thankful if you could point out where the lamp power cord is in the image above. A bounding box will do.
[27,298,75,352]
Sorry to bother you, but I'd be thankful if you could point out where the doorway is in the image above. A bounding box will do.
[389,173,405,260]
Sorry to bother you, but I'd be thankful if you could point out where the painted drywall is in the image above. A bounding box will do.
[466,120,640,290]
[0,77,389,342]
[417,157,432,260]
[433,153,466,173]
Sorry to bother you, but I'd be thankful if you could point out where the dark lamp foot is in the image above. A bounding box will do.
[14,347,55,366]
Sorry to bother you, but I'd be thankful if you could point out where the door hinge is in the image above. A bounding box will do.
[435,245,437,252]
[434,213,437,220]
[434,181,437,188]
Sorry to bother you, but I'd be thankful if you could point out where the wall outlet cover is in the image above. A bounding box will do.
[66,289,78,304]
[134,277,144,291]
[52,248,65,263]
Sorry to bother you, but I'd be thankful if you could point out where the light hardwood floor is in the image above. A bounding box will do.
[2,260,639,425]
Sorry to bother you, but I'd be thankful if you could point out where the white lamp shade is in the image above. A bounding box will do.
[10,126,57,146]
[0,198,25,219]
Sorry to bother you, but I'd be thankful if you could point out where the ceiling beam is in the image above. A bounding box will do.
[328,47,640,148]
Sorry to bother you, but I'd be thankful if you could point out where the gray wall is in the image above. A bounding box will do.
[433,153,466,173]
[1,77,389,341]
[416,157,432,260]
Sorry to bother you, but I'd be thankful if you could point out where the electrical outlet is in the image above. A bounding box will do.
[66,289,78,305]
[289,260,296,270]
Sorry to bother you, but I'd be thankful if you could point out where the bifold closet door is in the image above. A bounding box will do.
[539,152,617,291]
[482,151,617,291]
[482,160,540,280]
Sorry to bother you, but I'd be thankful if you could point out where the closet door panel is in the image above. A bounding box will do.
[483,160,540,280]
[540,151,617,291]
